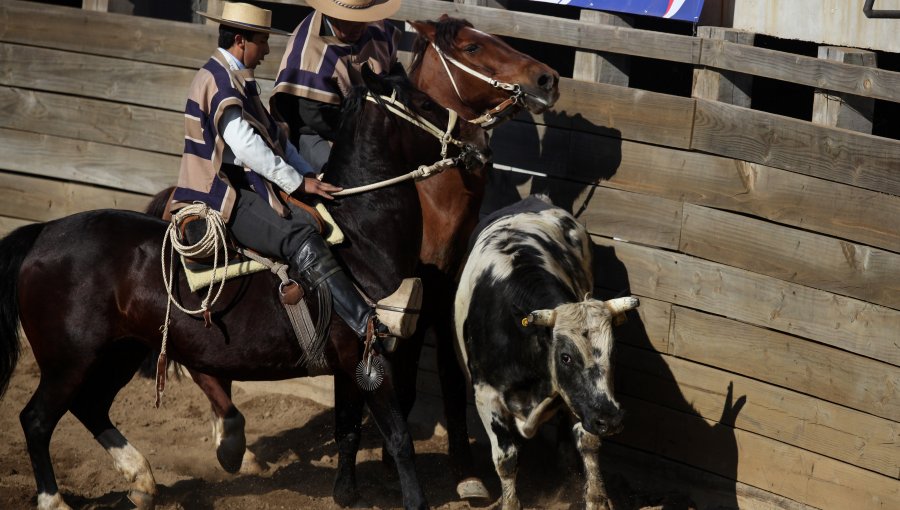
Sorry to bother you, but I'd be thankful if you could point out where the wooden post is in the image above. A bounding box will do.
[82,0,109,11]
[812,46,876,134]
[573,10,633,86]
[692,27,754,107]
[203,0,224,24]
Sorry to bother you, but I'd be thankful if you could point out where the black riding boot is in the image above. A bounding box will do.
[291,235,372,338]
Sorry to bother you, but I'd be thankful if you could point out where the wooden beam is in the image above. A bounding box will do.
[812,46,876,133]
[617,341,899,478]
[0,216,31,237]
[0,171,150,223]
[692,26,753,107]
[573,10,633,87]
[0,128,178,195]
[0,86,183,156]
[680,204,900,309]
[700,36,900,103]
[612,395,900,509]
[591,236,900,367]
[691,98,900,196]
[669,306,900,424]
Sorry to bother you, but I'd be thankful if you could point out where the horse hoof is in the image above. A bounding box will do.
[127,490,156,510]
[239,449,268,475]
[216,439,246,474]
[333,472,359,507]
[456,477,490,500]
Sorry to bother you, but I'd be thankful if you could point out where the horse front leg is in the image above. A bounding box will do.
[364,359,428,510]
[573,422,612,510]
[188,370,265,474]
[332,365,364,507]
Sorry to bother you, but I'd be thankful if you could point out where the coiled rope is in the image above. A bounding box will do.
[156,202,230,406]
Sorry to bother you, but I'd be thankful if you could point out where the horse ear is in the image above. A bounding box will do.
[408,19,436,42]
[361,63,390,96]
[389,61,408,79]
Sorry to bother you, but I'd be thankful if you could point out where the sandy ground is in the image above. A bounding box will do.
[0,344,690,510]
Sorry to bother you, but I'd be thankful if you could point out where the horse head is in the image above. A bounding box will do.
[408,15,560,128]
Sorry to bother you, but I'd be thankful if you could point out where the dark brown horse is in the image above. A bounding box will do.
[0,66,462,510]
[147,16,560,500]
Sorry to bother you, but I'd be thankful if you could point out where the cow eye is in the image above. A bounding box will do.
[561,353,572,365]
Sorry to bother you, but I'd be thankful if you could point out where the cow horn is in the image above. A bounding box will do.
[523,309,556,327]
[605,296,640,316]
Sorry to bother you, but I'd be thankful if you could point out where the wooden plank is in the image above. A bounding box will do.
[0,171,150,223]
[572,10,633,87]
[81,0,108,11]
[700,37,900,104]
[669,306,900,423]
[691,98,900,196]
[0,1,288,80]
[0,43,193,111]
[612,396,900,509]
[680,204,900,309]
[610,295,671,354]
[577,186,683,250]
[261,0,701,64]
[559,131,900,253]
[0,43,276,112]
[0,86,183,155]
[536,79,695,149]
[619,336,899,478]
[0,128,179,195]
[0,216,31,237]
[812,47,877,133]
[692,27,754,108]
[591,236,900,367]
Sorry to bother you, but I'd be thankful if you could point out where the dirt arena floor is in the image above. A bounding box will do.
[0,344,690,510]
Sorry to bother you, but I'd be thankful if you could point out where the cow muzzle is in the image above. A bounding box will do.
[585,406,625,437]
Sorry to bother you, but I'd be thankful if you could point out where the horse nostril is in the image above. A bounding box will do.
[537,73,555,91]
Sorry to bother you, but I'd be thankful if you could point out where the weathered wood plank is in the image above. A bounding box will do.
[0,171,150,223]
[562,131,900,253]
[701,37,900,104]
[0,1,288,80]
[0,86,182,155]
[261,0,700,64]
[669,306,899,423]
[691,99,900,196]
[680,204,900,309]
[591,236,900,367]
[0,42,193,111]
[0,216,31,237]
[609,295,671,354]
[0,128,179,195]
[613,395,900,509]
[529,78,696,149]
[0,43,275,112]
[617,343,899,478]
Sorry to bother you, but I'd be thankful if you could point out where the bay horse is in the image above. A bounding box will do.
[0,65,463,510]
[147,16,561,500]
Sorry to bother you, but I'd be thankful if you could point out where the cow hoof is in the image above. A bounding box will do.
[456,477,490,500]
[127,489,156,510]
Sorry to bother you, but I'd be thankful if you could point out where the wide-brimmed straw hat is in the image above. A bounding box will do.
[198,2,291,36]
[307,0,401,23]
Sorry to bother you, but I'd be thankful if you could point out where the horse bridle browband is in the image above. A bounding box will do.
[331,91,485,197]
[431,42,524,128]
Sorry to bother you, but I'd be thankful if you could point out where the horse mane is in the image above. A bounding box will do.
[339,67,415,131]
[408,17,474,76]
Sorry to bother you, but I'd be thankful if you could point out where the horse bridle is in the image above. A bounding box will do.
[331,91,487,197]
[431,42,524,128]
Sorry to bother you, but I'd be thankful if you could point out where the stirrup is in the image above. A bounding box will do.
[375,278,423,340]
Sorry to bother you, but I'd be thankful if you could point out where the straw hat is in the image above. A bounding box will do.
[198,2,291,36]
[307,0,401,23]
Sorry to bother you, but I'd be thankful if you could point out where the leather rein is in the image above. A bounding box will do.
[431,42,524,129]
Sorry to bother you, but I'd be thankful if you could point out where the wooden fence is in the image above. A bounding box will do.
[1,0,898,508]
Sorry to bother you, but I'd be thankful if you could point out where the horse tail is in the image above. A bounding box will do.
[0,222,46,399]
[146,186,175,219]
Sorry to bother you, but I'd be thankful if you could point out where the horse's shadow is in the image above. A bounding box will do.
[480,111,747,509]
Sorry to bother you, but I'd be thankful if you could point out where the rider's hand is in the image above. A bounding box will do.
[302,176,342,200]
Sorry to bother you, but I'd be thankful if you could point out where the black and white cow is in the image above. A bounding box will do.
[454,195,639,510]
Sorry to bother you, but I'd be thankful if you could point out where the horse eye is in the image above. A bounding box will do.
[420,99,434,111]
[561,353,572,365]
[464,44,479,53]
